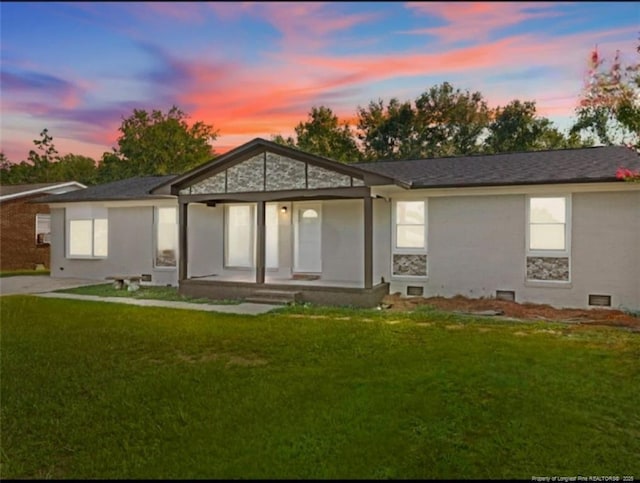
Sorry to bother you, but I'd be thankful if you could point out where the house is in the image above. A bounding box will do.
[0,181,86,271]
[41,139,640,311]
[37,175,178,285]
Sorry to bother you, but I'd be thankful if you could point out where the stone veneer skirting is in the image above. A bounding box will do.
[526,256,569,281]
[393,254,427,276]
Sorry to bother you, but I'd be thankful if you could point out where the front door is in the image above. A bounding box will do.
[293,203,321,273]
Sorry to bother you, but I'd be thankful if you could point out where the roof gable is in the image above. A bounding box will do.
[157,138,392,195]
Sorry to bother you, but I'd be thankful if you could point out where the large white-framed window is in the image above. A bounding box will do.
[526,195,571,254]
[35,213,51,245]
[224,203,279,269]
[392,199,428,278]
[225,204,255,268]
[265,203,279,269]
[66,206,108,259]
[154,207,178,268]
[68,219,108,258]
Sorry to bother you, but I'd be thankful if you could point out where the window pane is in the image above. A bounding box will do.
[36,214,51,244]
[156,208,177,267]
[227,205,253,267]
[397,225,424,248]
[530,197,565,223]
[69,220,92,256]
[93,219,108,257]
[530,224,565,250]
[157,207,176,224]
[266,204,278,269]
[397,201,424,225]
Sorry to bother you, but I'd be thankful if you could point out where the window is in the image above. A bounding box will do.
[155,207,177,267]
[226,204,254,267]
[265,203,278,269]
[68,218,108,257]
[395,201,425,249]
[528,197,568,251]
[35,214,51,245]
[392,200,428,278]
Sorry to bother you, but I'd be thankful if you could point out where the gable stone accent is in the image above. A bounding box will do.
[179,150,365,195]
[265,153,306,191]
[307,164,352,189]
[226,154,265,193]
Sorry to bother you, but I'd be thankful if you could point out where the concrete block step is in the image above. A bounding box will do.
[246,290,302,305]
[252,290,301,299]
[244,296,293,305]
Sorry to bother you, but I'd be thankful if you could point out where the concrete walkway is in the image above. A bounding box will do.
[35,292,277,315]
[0,275,98,295]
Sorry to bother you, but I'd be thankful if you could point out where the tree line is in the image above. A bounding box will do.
[1,45,637,185]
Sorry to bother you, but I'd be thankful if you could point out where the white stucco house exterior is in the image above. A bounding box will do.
[40,138,640,311]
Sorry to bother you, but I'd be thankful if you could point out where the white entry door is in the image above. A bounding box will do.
[294,203,322,273]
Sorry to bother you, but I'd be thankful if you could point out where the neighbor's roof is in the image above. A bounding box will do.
[355,145,640,188]
[0,181,86,202]
[35,175,177,203]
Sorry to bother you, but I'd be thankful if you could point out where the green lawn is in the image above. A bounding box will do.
[0,269,50,278]
[57,283,240,305]
[1,296,638,479]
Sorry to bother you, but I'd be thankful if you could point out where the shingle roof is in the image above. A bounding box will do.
[0,181,86,201]
[354,146,640,188]
[36,175,177,203]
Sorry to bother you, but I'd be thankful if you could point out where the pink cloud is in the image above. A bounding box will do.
[404,2,567,43]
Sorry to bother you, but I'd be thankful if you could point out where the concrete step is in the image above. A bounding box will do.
[245,290,302,305]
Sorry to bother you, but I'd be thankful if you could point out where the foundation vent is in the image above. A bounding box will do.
[141,274,152,282]
[588,294,611,307]
[406,286,424,297]
[496,290,516,302]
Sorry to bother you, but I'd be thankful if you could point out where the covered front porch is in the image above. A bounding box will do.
[156,139,393,307]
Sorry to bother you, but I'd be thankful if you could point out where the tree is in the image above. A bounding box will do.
[103,106,218,179]
[356,82,491,160]
[413,82,491,157]
[485,100,592,153]
[571,41,640,147]
[27,129,60,182]
[51,154,98,185]
[293,106,360,162]
[356,98,417,161]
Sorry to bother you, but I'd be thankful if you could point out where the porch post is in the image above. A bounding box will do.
[256,200,266,284]
[178,200,188,282]
[364,194,373,289]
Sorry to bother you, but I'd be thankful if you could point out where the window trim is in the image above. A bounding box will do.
[525,194,571,257]
[66,217,109,259]
[224,203,256,269]
[525,194,572,284]
[35,213,51,245]
[153,206,178,270]
[391,198,428,279]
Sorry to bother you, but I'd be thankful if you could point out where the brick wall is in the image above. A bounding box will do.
[0,195,51,270]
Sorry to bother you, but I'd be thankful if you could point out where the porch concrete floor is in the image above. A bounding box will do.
[189,273,365,288]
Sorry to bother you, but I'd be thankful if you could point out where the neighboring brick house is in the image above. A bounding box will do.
[0,182,86,271]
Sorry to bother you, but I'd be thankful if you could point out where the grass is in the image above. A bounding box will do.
[0,269,50,278]
[1,296,639,479]
[56,283,240,305]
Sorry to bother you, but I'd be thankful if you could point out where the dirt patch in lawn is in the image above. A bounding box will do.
[381,293,640,330]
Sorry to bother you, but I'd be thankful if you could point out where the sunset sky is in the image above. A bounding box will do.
[1,1,638,163]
